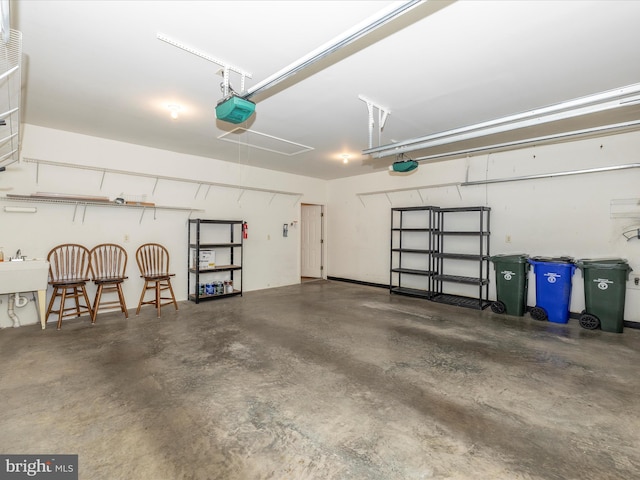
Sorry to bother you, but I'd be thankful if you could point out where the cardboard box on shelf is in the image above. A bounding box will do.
[192,249,215,269]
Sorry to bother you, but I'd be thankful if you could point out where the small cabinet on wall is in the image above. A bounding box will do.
[188,219,243,303]
[390,206,437,299]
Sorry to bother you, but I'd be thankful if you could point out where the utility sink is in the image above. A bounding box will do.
[0,260,50,329]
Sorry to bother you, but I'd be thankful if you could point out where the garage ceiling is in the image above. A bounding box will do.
[13,0,640,180]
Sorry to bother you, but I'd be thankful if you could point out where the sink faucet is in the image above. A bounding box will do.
[16,249,21,258]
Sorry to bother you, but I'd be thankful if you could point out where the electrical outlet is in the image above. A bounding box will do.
[505,234,512,243]
[124,234,130,243]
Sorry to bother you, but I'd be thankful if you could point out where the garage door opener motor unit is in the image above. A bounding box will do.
[215,93,255,124]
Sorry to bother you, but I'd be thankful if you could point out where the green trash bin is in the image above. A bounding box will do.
[576,258,632,333]
[490,254,530,316]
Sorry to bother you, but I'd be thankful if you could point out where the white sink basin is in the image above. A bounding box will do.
[0,260,49,294]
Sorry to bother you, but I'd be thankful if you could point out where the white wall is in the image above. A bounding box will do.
[327,130,640,324]
[0,124,327,327]
[3,125,640,328]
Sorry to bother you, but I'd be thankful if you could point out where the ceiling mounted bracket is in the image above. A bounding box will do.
[157,32,252,94]
[365,81,640,159]
[359,95,390,149]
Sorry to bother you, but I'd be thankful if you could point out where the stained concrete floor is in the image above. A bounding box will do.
[1,280,640,480]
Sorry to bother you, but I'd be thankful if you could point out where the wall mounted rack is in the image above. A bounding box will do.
[22,157,304,205]
[0,194,201,224]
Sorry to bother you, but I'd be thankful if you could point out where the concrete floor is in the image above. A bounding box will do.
[1,280,639,480]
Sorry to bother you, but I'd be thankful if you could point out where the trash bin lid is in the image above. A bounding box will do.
[576,258,632,272]
[490,254,529,263]
[528,256,574,264]
[576,257,628,265]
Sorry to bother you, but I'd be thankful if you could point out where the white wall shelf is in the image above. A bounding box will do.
[357,163,640,206]
[0,195,201,224]
[23,157,303,204]
[357,182,462,206]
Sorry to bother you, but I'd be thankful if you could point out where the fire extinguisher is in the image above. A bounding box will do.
[242,222,248,239]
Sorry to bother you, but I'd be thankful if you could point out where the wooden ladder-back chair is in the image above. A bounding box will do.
[89,243,129,324]
[135,243,178,317]
[46,243,93,330]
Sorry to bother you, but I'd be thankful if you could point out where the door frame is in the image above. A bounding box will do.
[300,203,325,280]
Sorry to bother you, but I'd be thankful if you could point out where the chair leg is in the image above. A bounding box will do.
[116,283,129,318]
[57,288,68,330]
[136,279,175,317]
[136,281,148,316]
[167,279,179,311]
[155,281,161,317]
[45,287,58,324]
[81,285,93,320]
[72,287,82,317]
[92,284,103,324]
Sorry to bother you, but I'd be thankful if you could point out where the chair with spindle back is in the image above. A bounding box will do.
[45,243,93,330]
[89,243,129,324]
[135,243,178,317]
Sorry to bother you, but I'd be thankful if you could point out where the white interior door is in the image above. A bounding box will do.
[301,204,322,278]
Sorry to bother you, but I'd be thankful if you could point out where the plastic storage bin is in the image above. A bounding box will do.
[490,254,530,316]
[528,256,576,324]
[576,258,632,333]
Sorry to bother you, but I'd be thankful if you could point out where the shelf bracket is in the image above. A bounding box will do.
[237,190,245,203]
[623,228,640,241]
[138,207,158,223]
[269,193,277,205]
[152,177,159,194]
[194,183,203,199]
[99,170,106,190]
[417,189,424,204]
[292,194,302,206]
[384,193,392,205]
[205,185,212,200]
[358,195,366,208]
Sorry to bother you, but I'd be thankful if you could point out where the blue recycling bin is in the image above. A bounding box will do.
[528,257,576,324]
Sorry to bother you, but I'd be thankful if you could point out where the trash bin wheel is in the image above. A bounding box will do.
[530,306,547,321]
[491,301,506,314]
[579,313,600,330]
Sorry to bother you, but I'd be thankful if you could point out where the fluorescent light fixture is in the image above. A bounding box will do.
[4,206,37,213]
